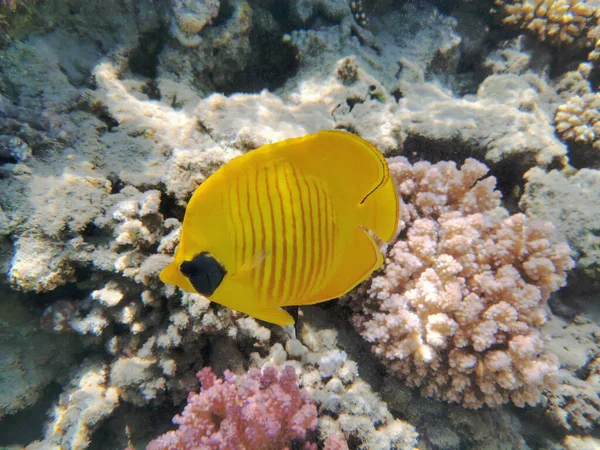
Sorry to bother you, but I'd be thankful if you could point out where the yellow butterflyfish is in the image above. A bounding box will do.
[160,130,400,325]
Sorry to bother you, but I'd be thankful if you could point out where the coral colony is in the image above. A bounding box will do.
[351,158,573,409]
[147,366,320,450]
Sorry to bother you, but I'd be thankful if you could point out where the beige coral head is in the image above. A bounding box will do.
[352,157,573,409]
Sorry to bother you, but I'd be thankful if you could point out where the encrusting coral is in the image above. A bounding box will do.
[169,0,220,47]
[350,157,574,409]
[147,365,320,450]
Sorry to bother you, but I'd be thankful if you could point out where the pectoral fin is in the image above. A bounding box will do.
[230,250,269,280]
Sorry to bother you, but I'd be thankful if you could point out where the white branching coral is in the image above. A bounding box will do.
[351,157,574,409]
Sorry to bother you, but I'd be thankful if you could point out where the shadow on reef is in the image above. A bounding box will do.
[568,140,600,170]
[216,1,300,94]
[89,401,181,450]
[0,382,63,447]
[127,25,170,81]
[155,0,302,96]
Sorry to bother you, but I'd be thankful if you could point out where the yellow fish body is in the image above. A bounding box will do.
[160,130,400,325]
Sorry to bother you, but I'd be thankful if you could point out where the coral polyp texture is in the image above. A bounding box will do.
[350,157,574,409]
[556,90,600,148]
[147,365,319,450]
[495,0,600,60]
[553,62,600,149]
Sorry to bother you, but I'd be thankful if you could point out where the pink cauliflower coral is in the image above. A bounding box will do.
[351,157,574,409]
[147,365,318,450]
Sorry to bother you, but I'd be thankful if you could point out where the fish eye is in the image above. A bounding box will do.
[179,252,227,297]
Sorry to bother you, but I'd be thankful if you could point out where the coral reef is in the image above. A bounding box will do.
[252,306,540,449]
[1,0,600,449]
[147,365,319,449]
[381,373,538,449]
[496,0,596,45]
[160,0,298,94]
[0,2,271,439]
[556,90,600,148]
[397,71,566,167]
[564,435,600,449]
[289,0,351,25]
[351,157,574,408]
[169,0,220,46]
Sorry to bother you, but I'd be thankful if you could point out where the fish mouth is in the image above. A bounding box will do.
[179,252,227,297]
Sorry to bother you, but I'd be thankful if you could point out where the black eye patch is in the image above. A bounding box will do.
[179,252,227,297]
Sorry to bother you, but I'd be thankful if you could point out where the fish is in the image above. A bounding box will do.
[160,130,400,325]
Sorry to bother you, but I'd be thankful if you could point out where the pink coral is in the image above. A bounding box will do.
[351,157,574,409]
[147,365,318,450]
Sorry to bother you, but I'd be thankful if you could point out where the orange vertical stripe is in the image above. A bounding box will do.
[246,171,256,260]
[303,176,318,297]
[284,166,299,304]
[291,165,307,304]
[236,173,247,265]
[275,164,287,302]
[256,167,267,298]
[328,192,336,271]
[228,178,239,268]
[266,166,277,300]
[312,180,324,293]
[325,188,334,276]
[314,183,327,292]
